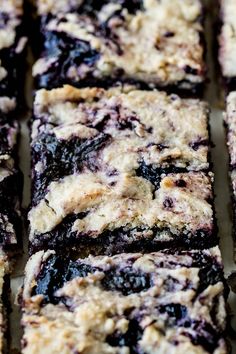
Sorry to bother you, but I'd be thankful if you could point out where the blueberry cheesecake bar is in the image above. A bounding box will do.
[224,91,236,254]
[0,251,10,354]
[28,86,215,254]
[0,0,27,108]
[33,0,206,94]
[218,0,236,92]
[19,247,228,353]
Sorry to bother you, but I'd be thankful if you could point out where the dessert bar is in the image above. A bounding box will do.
[28,86,216,255]
[0,0,27,109]
[20,247,228,353]
[33,0,206,94]
[0,251,10,354]
[224,91,236,253]
[218,0,236,92]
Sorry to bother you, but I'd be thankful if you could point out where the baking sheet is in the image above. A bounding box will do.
[9,2,236,352]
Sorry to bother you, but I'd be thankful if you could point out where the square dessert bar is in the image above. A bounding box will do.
[20,247,228,354]
[224,91,236,254]
[33,0,206,94]
[0,0,27,107]
[0,115,22,251]
[28,86,216,254]
[0,251,10,354]
[218,0,236,92]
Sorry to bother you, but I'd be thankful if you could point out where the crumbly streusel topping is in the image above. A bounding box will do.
[21,248,227,354]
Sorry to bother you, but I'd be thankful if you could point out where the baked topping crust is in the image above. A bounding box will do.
[20,248,227,354]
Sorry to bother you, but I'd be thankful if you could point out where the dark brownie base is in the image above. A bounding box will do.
[29,222,218,257]
[35,71,205,99]
[35,76,205,98]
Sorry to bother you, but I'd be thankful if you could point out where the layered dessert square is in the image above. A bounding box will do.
[33,0,206,94]
[20,247,228,353]
[0,0,27,109]
[218,0,236,92]
[224,91,236,251]
[0,251,10,354]
[28,86,216,254]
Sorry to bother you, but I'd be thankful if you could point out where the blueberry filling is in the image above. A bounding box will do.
[198,263,226,295]
[167,250,224,292]
[146,143,168,151]
[101,266,151,295]
[32,254,98,304]
[164,276,193,293]
[158,303,188,324]
[163,197,174,209]
[115,113,144,131]
[106,319,143,353]
[88,105,143,132]
[33,254,150,303]
[184,65,199,76]
[189,139,209,151]
[164,31,175,38]
[74,0,144,16]
[175,179,187,187]
[184,321,222,353]
[32,132,110,203]
[37,31,100,89]
[0,12,9,29]
[136,161,191,189]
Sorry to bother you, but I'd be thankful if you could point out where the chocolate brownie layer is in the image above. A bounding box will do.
[0,251,10,354]
[0,0,27,109]
[33,0,206,94]
[218,0,236,92]
[29,86,215,254]
[20,247,228,354]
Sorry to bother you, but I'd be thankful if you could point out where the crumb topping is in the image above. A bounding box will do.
[21,248,227,354]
